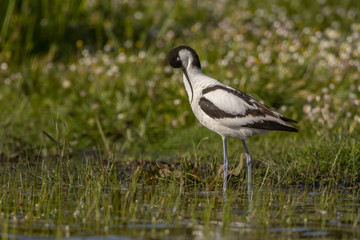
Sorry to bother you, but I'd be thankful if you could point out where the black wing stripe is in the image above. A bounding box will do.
[202,85,279,118]
[199,97,267,119]
[280,115,298,123]
[202,85,298,124]
[202,85,254,106]
[199,96,298,132]
[199,97,235,118]
[243,120,298,132]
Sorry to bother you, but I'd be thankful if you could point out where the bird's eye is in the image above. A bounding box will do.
[176,57,180,62]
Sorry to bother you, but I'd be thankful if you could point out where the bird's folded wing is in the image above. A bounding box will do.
[199,85,297,132]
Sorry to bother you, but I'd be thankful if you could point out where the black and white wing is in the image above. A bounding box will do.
[199,85,297,132]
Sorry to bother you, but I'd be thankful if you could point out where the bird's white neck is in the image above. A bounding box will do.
[182,67,217,103]
[182,67,198,102]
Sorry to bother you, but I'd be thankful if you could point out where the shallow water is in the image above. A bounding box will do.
[1,183,359,240]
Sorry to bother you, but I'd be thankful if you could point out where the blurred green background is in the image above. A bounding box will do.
[1,0,360,161]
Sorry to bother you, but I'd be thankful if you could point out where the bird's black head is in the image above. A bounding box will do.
[168,46,201,70]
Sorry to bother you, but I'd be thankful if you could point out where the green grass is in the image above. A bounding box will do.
[1,0,360,238]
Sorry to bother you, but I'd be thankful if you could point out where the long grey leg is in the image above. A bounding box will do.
[222,136,228,193]
[242,140,253,201]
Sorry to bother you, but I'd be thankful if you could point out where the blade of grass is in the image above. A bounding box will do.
[0,0,15,45]
[95,114,110,154]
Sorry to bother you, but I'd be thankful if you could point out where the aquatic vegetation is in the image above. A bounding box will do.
[0,153,359,239]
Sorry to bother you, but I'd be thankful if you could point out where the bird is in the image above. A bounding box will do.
[168,45,298,199]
